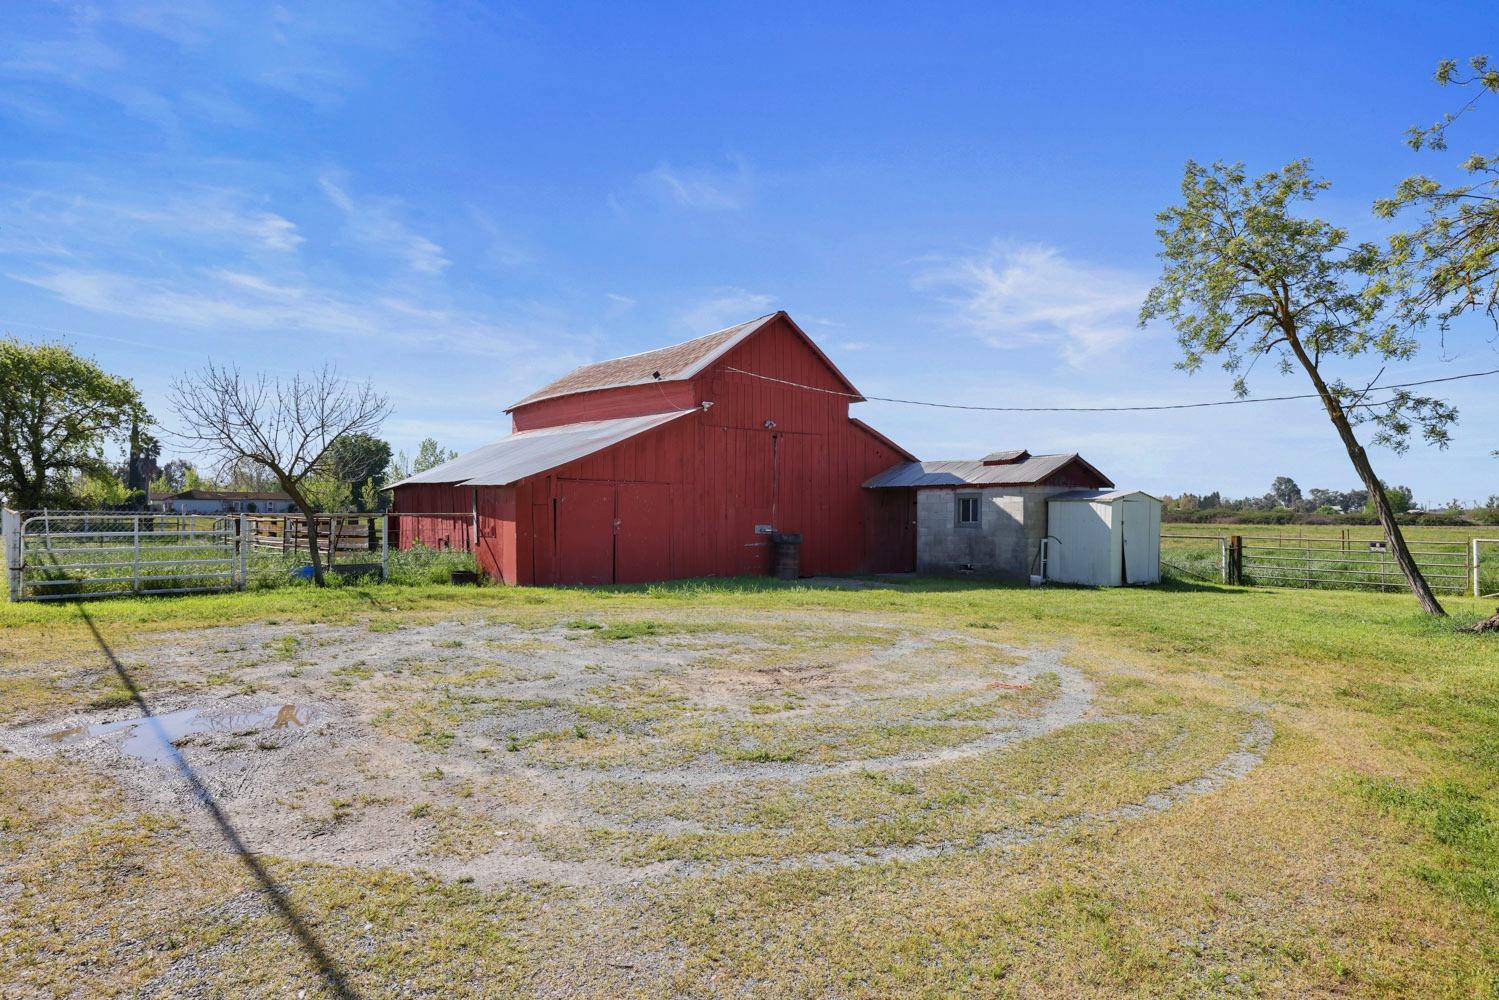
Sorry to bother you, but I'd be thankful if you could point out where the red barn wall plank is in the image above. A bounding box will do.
[510,382,697,431]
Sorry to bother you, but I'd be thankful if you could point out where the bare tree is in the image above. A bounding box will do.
[169,364,390,587]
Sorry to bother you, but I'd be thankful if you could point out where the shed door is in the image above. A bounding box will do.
[1121,499,1160,584]
[556,480,615,585]
[1046,500,1114,585]
[615,482,672,583]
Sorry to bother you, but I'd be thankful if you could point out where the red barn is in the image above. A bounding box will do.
[389,311,917,584]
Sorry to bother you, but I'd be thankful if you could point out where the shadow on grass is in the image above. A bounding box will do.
[74,605,363,999]
[579,572,1251,598]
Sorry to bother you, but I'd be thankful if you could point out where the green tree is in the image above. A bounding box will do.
[74,469,136,509]
[1269,476,1302,509]
[412,437,458,474]
[324,432,392,511]
[0,339,145,509]
[1377,56,1499,332]
[1365,482,1414,516]
[1141,160,1453,615]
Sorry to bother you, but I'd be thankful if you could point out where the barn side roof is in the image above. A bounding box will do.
[505,310,862,411]
[388,410,698,489]
[862,453,1114,489]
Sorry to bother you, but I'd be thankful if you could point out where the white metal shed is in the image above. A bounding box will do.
[1044,490,1161,586]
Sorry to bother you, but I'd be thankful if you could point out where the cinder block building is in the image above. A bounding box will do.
[862,450,1125,581]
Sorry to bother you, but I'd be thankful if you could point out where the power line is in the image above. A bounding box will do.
[721,365,1499,413]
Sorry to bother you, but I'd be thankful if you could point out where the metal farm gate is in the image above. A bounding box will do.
[3,509,246,601]
[1233,533,1472,593]
[1160,528,1497,597]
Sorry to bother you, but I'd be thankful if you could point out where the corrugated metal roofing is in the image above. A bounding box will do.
[1047,489,1159,503]
[981,449,1029,464]
[863,453,1106,488]
[389,410,698,489]
[507,315,777,410]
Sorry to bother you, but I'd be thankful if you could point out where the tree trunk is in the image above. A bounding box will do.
[1283,329,1446,615]
[303,509,326,587]
[276,477,325,587]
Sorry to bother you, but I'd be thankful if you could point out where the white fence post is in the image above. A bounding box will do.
[3,509,21,602]
[132,515,141,595]
[239,514,249,591]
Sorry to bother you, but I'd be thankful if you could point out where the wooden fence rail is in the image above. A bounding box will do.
[247,514,379,553]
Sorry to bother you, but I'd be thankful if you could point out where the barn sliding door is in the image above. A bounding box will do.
[615,482,671,583]
[554,479,672,585]
[556,480,615,585]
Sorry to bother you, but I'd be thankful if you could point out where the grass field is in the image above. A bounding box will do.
[1,576,1497,998]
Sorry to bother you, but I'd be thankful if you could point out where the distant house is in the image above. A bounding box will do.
[864,450,1161,585]
[159,490,297,514]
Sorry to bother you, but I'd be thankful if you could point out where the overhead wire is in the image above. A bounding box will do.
[720,365,1499,414]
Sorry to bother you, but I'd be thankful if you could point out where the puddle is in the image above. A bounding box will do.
[46,704,311,765]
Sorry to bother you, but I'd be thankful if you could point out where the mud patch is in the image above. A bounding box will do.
[44,703,312,765]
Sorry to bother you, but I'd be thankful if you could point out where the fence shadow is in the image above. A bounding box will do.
[74,606,363,999]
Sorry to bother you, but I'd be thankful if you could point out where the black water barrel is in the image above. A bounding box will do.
[771,532,802,580]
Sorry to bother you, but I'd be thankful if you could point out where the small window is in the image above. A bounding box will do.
[957,494,981,527]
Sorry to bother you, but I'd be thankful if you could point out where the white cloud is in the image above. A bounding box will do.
[0,187,303,256]
[8,265,524,358]
[319,175,448,274]
[637,156,752,211]
[838,340,870,352]
[914,242,1150,365]
[679,287,775,333]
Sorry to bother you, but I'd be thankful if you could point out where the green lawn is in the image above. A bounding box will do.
[1,576,1497,998]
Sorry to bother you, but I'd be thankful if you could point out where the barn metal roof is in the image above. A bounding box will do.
[1047,489,1158,503]
[507,314,777,410]
[388,409,698,489]
[863,453,1114,489]
[505,311,865,411]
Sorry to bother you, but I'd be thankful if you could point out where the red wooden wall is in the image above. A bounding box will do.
[510,381,696,432]
[389,484,473,553]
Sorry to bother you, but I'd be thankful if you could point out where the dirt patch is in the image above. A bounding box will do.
[0,615,1270,889]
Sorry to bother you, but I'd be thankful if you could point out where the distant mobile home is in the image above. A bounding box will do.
[159,490,297,515]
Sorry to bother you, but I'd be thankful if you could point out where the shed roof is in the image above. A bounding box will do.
[1047,489,1159,503]
[863,453,1113,489]
[506,311,862,411]
[388,409,698,489]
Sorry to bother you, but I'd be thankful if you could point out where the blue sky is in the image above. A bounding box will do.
[3,1,1497,503]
